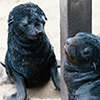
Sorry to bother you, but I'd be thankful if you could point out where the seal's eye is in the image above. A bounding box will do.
[83,47,89,55]
[28,20,31,25]
[23,22,28,27]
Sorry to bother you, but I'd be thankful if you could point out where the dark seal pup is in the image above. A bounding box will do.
[3,2,60,100]
[64,32,100,100]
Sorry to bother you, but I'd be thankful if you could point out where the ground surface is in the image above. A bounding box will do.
[0,0,100,100]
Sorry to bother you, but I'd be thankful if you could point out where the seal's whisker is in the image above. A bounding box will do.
[18,34,27,40]
[93,62,96,70]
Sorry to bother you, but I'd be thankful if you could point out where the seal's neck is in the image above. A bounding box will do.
[8,31,50,56]
[8,31,47,48]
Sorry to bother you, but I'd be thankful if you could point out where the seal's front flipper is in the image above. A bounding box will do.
[50,64,60,90]
[6,71,27,100]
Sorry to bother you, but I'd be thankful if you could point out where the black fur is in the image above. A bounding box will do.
[4,2,60,100]
[64,32,100,100]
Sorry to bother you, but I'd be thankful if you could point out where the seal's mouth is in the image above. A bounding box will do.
[28,32,43,40]
[64,44,71,57]
[64,44,76,58]
[64,44,79,64]
[27,29,44,40]
[64,38,76,58]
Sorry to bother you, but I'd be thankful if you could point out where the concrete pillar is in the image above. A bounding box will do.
[60,0,92,100]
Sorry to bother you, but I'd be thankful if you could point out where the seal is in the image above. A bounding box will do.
[3,2,60,100]
[64,32,100,100]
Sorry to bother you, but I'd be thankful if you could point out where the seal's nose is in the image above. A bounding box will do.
[37,31,43,35]
[65,38,73,45]
[64,38,73,51]
[35,29,44,35]
[65,38,77,46]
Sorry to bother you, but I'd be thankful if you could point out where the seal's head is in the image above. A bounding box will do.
[64,32,100,65]
[8,2,47,40]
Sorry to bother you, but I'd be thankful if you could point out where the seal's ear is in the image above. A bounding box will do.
[8,14,14,25]
[42,15,47,22]
[45,16,47,21]
[41,15,47,26]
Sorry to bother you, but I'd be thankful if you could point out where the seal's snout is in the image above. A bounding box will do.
[64,38,73,52]
[64,38,77,61]
[36,30,43,35]
[64,38,74,51]
[35,29,44,37]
